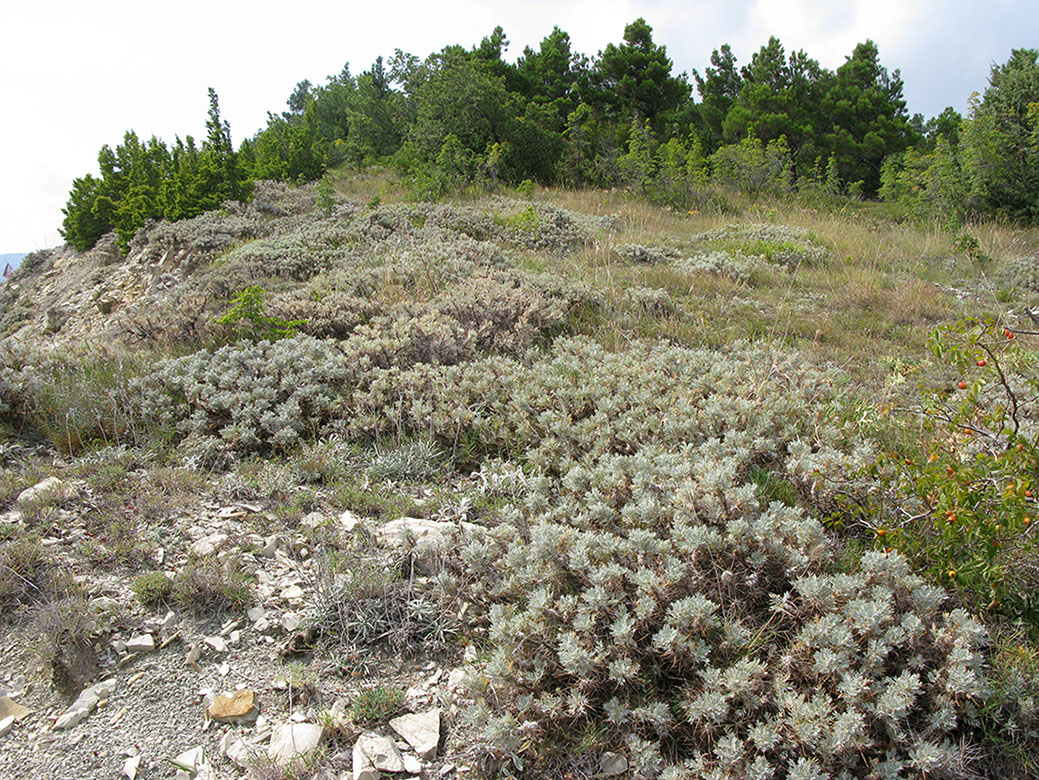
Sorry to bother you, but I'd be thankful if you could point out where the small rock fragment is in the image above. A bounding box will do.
[126,634,155,653]
[301,511,325,530]
[171,745,206,775]
[353,739,380,780]
[220,731,252,767]
[281,612,301,632]
[191,533,228,557]
[185,644,202,671]
[53,678,117,730]
[123,754,141,779]
[601,752,628,776]
[281,583,304,602]
[268,722,324,766]
[17,477,72,506]
[339,509,363,532]
[403,754,423,775]
[389,709,441,760]
[247,606,266,622]
[0,715,14,737]
[0,696,30,722]
[207,689,257,723]
[357,732,405,773]
[204,635,227,653]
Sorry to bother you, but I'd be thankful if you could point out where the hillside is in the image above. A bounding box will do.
[1,177,1038,779]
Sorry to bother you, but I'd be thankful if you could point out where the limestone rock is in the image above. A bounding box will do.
[53,677,117,730]
[204,635,227,653]
[375,517,453,550]
[0,715,13,738]
[17,477,72,506]
[403,754,423,775]
[207,688,257,723]
[339,509,363,532]
[126,634,155,653]
[352,739,380,780]
[191,533,228,557]
[171,746,207,776]
[123,754,141,779]
[45,306,70,334]
[357,732,405,773]
[601,752,627,776]
[0,696,30,722]
[389,709,441,760]
[220,731,252,767]
[268,722,324,766]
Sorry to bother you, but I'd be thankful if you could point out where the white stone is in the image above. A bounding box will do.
[53,678,117,730]
[389,709,441,760]
[352,739,381,780]
[126,634,155,653]
[403,754,423,775]
[338,510,363,532]
[281,584,304,602]
[281,612,301,632]
[204,636,227,653]
[301,511,325,529]
[171,746,205,773]
[601,752,627,776]
[268,723,324,766]
[375,517,454,550]
[191,533,228,557]
[247,606,266,622]
[0,715,14,737]
[123,754,141,779]
[357,732,405,773]
[220,732,252,768]
[17,477,71,506]
[446,668,467,692]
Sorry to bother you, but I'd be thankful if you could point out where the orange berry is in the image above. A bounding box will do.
[876,528,887,538]
[947,569,957,579]
[977,359,987,367]
[957,381,968,390]
[1025,490,1033,498]
[1024,517,1032,526]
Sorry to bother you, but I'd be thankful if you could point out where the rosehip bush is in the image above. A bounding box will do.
[863,317,1039,621]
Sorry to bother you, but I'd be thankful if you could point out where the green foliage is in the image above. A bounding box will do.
[131,571,174,608]
[60,90,251,252]
[856,317,1039,622]
[710,134,793,196]
[214,285,306,342]
[350,686,405,723]
[0,347,158,454]
[961,49,1039,221]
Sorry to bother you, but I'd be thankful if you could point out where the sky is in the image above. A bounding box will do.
[3,0,1035,252]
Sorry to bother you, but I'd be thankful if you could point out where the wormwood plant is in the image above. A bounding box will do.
[859,316,1039,622]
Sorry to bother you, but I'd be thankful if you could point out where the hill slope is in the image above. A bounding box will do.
[1,179,1038,779]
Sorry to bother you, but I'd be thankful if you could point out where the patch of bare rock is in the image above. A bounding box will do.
[0,486,483,780]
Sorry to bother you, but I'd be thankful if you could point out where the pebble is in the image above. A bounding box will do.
[125,634,155,653]
[268,722,324,766]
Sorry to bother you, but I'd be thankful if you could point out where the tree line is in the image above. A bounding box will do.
[61,20,1039,251]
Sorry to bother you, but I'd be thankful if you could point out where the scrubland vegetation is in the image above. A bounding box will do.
[3,172,1039,777]
[3,19,1039,780]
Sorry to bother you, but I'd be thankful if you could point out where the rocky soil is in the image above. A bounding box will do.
[1,472,485,780]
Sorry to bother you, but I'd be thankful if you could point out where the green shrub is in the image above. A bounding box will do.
[171,558,250,615]
[132,571,173,608]
[350,686,405,724]
[851,317,1039,622]
[214,285,306,342]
